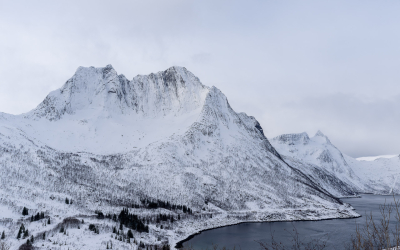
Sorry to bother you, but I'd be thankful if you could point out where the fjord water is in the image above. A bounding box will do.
[183,195,400,249]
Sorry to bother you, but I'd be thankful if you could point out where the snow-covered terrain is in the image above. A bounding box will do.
[271,131,368,198]
[347,154,400,194]
[271,131,400,197]
[0,65,359,249]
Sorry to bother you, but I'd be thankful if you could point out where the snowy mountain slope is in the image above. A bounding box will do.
[0,65,359,249]
[271,131,368,197]
[346,154,400,194]
[4,65,209,154]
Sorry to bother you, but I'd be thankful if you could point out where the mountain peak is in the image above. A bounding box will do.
[313,130,331,144]
[27,65,209,121]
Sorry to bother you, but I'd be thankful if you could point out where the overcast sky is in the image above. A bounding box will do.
[0,0,399,157]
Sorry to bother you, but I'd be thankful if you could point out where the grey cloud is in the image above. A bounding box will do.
[262,94,400,158]
[0,0,399,156]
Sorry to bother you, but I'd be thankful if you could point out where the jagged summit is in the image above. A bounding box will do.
[26,65,208,121]
[5,65,273,155]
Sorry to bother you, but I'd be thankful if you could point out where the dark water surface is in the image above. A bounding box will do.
[182,195,400,250]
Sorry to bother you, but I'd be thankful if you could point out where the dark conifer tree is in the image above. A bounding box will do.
[1,230,5,239]
[22,207,28,216]
[42,232,46,240]
[127,229,133,238]
[23,229,29,239]
[65,198,69,204]
[48,218,51,224]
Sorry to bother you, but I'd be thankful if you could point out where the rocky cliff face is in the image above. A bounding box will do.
[28,65,209,120]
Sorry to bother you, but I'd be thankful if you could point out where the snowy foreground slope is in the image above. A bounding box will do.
[0,65,358,249]
[271,132,400,197]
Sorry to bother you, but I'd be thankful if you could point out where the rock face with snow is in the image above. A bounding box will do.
[271,131,368,197]
[0,65,358,249]
[347,155,400,194]
[271,131,400,197]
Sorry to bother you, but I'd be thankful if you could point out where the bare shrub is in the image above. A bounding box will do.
[257,223,328,250]
[0,242,11,250]
[346,196,400,250]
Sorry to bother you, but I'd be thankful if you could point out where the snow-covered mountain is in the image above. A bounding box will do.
[10,65,209,154]
[0,65,358,249]
[271,131,400,197]
[347,154,400,194]
[271,131,368,198]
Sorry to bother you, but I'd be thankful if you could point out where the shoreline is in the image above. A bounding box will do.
[175,193,400,249]
[174,213,361,249]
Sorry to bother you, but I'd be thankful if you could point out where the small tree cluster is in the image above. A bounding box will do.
[88,224,99,234]
[65,198,72,204]
[108,208,149,233]
[139,199,193,214]
[95,210,104,219]
[30,212,45,222]
[161,245,171,250]
[106,241,113,249]
[16,224,28,239]
[156,214,175,224]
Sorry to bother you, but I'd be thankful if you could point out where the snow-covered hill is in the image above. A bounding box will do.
[347,154,400,194]
[271,131,400,197]
[0,65,358,249]
[271,131,368,198]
